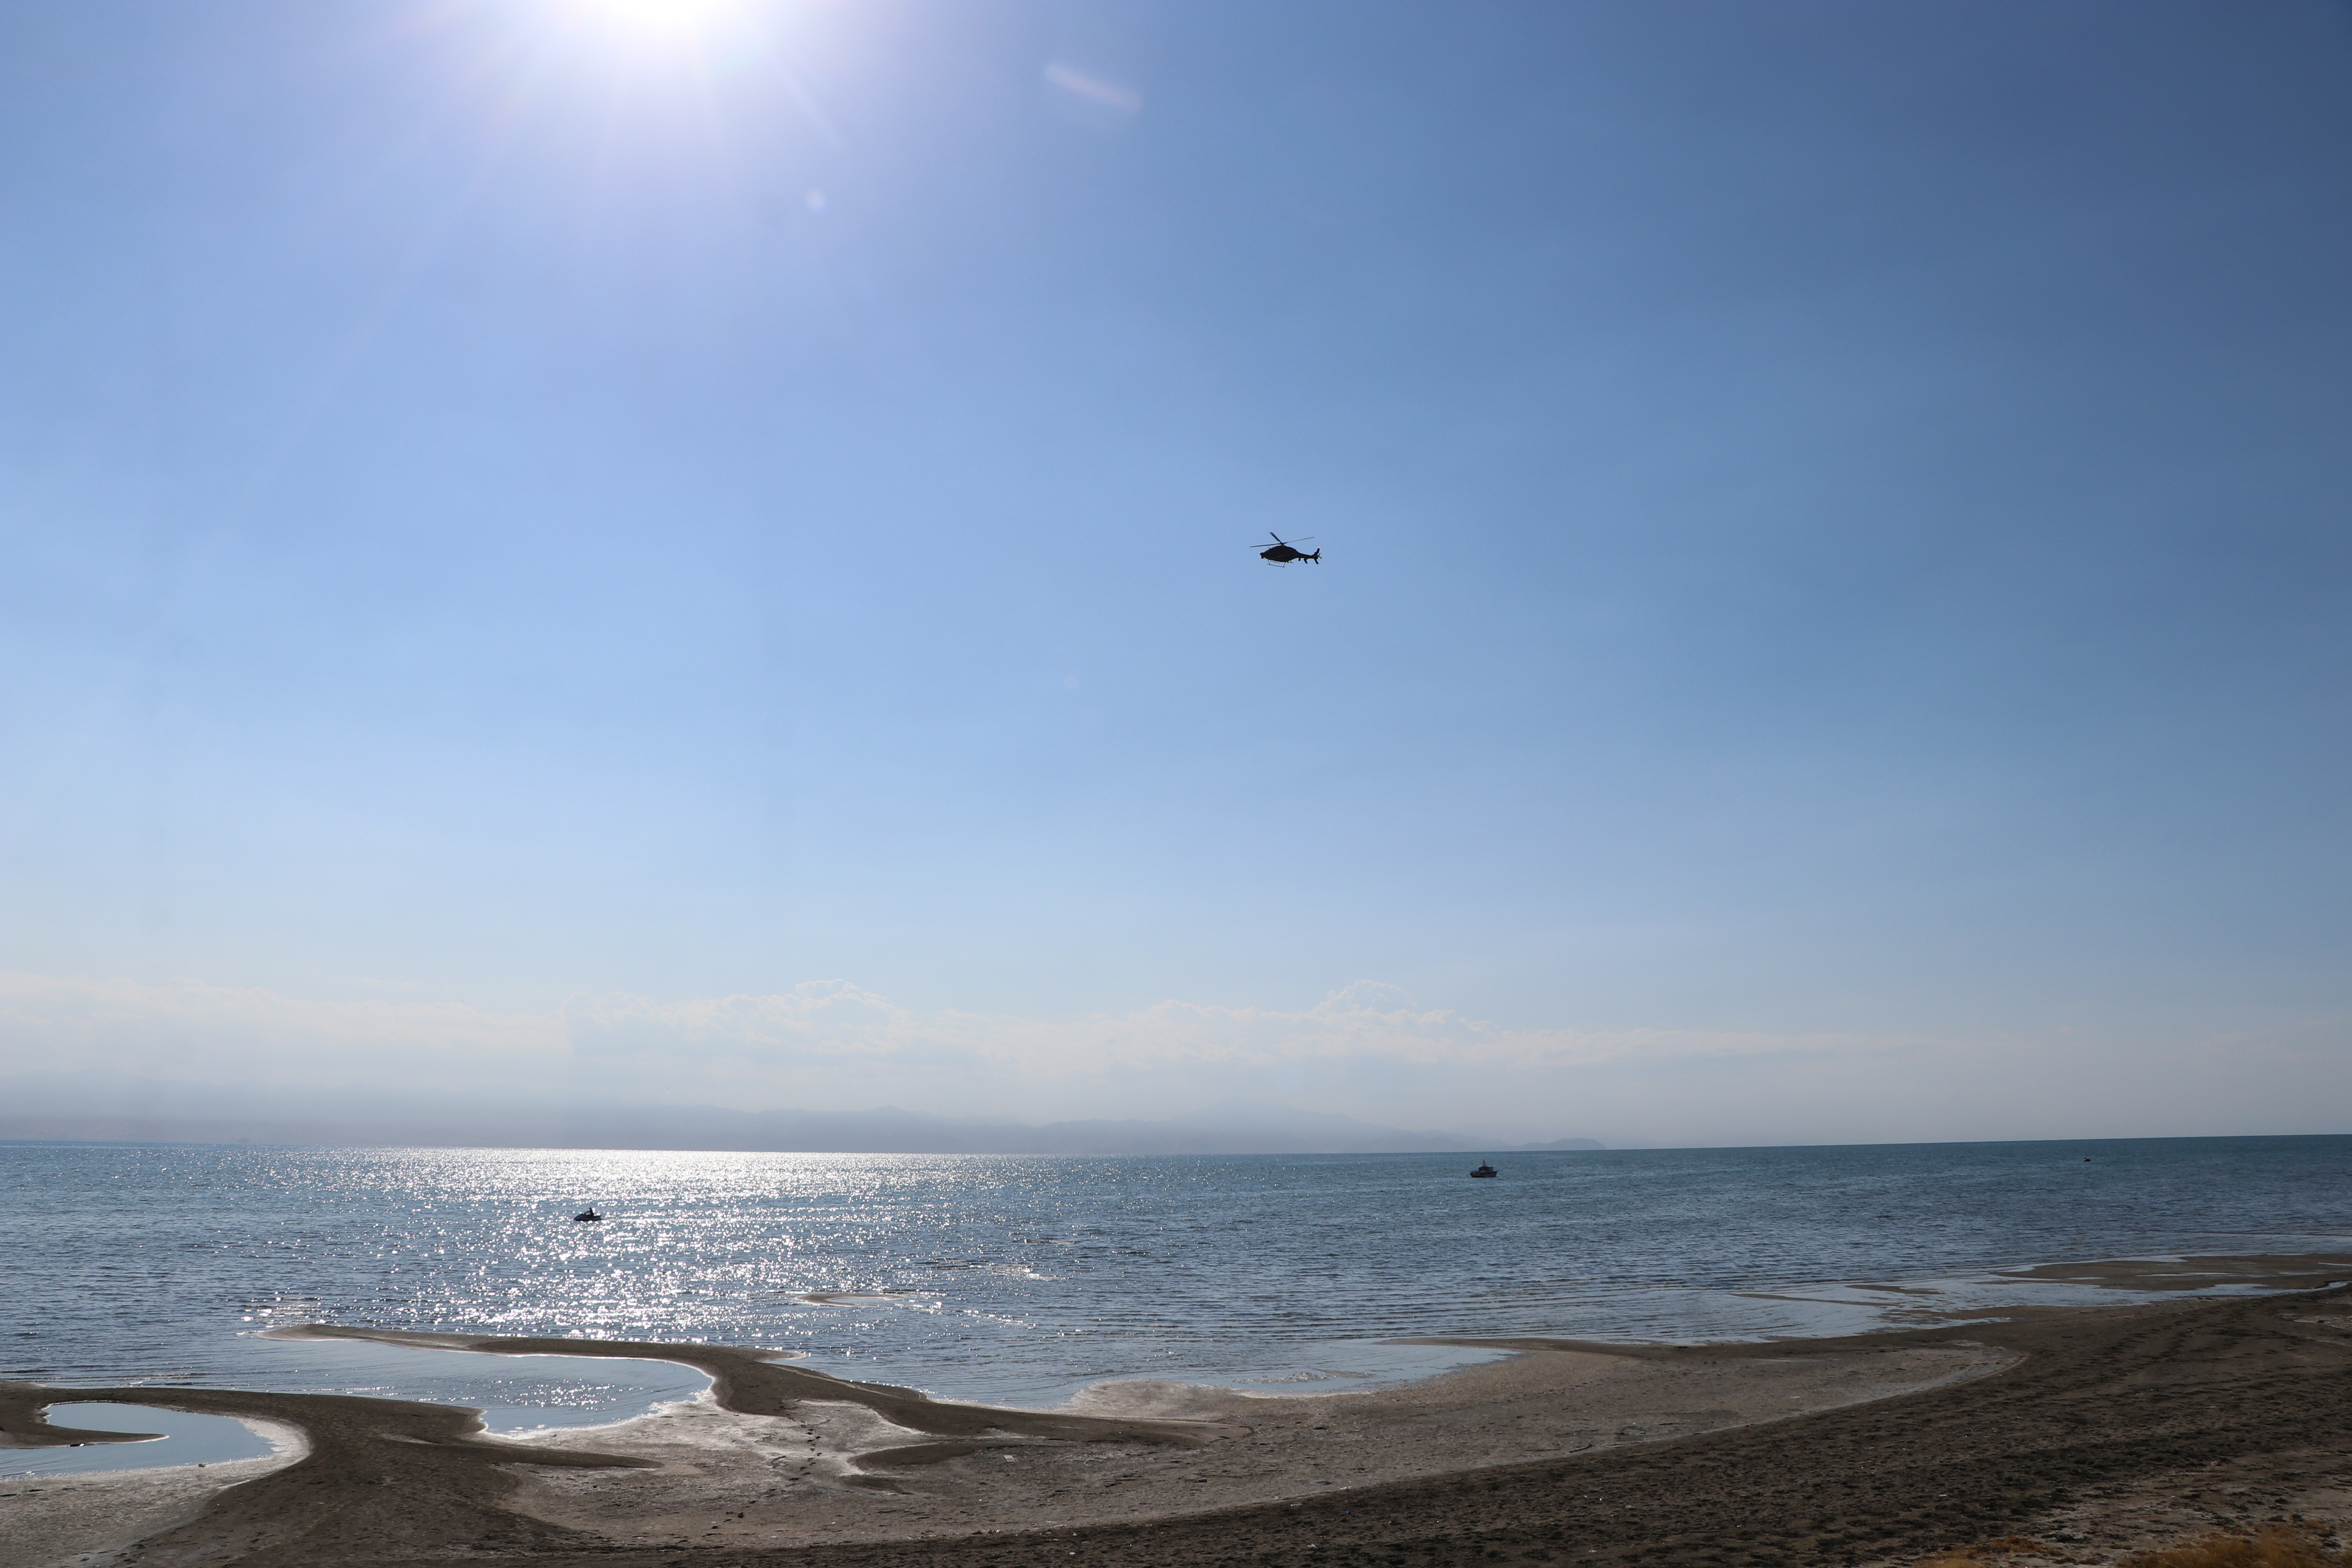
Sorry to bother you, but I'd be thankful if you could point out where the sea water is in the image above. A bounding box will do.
[4,1135,2348,1474]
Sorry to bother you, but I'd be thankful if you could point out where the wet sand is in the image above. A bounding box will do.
[3,1256,2348,1568]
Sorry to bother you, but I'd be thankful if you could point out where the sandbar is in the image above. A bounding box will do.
[2,1258,2347,1568]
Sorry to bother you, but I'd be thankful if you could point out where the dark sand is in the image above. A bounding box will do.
[4,1256,2347,1568]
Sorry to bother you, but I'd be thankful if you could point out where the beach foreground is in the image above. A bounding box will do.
[4,1259,2348,1568]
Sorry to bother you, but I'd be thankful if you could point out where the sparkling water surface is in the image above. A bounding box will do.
[5,1136,2347,1447]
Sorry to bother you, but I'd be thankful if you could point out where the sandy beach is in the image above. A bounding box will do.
[4,1256,2347,1568]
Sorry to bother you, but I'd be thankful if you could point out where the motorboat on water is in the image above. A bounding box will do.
[573,1209,603,1222]
[1469,1163,1499,1178]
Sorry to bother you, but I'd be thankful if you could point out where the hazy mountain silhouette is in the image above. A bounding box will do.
[0,1073,1604,1155]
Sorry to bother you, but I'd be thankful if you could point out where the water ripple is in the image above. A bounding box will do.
[4,1138,2348,1409]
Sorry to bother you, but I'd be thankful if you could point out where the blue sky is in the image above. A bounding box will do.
[4,0,2349,1143]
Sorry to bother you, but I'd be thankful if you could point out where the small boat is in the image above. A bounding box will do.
[573,1209,602,1222]
[1469,1163,1498,1179]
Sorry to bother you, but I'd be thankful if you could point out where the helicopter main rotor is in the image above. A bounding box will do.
[1251,532,1321,564]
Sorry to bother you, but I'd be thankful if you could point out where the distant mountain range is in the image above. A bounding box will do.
[0,1074,1603,1155]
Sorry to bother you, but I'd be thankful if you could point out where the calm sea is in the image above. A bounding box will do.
[4,1136,2348,1474]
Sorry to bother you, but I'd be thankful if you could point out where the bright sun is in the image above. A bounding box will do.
[566,0,748,44]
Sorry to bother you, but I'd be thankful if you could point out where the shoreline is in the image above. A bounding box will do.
[1,1258,2347,1568]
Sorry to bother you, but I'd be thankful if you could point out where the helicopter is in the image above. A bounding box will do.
[1253,532,1321,565]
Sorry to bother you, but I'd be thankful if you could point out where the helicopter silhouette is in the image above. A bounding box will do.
[1253,532,1320,565]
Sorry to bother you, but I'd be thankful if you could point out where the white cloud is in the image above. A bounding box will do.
[0,969,1882,1127]
[0,969,566,1086]
[1,969,2342,1144]
[549,978,1898,1131]
[562,976,1879,1073]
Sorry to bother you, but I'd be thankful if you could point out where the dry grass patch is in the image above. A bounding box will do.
[2119,1528,2347,1568]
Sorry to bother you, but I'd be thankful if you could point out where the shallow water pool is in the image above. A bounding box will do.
[252,1337,714,1434]
[1,1403,285,1478]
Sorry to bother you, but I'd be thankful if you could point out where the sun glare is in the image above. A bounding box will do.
[563,0,752,48]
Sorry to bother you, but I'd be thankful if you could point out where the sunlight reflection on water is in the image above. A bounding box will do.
[7,1139,2347,1412]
